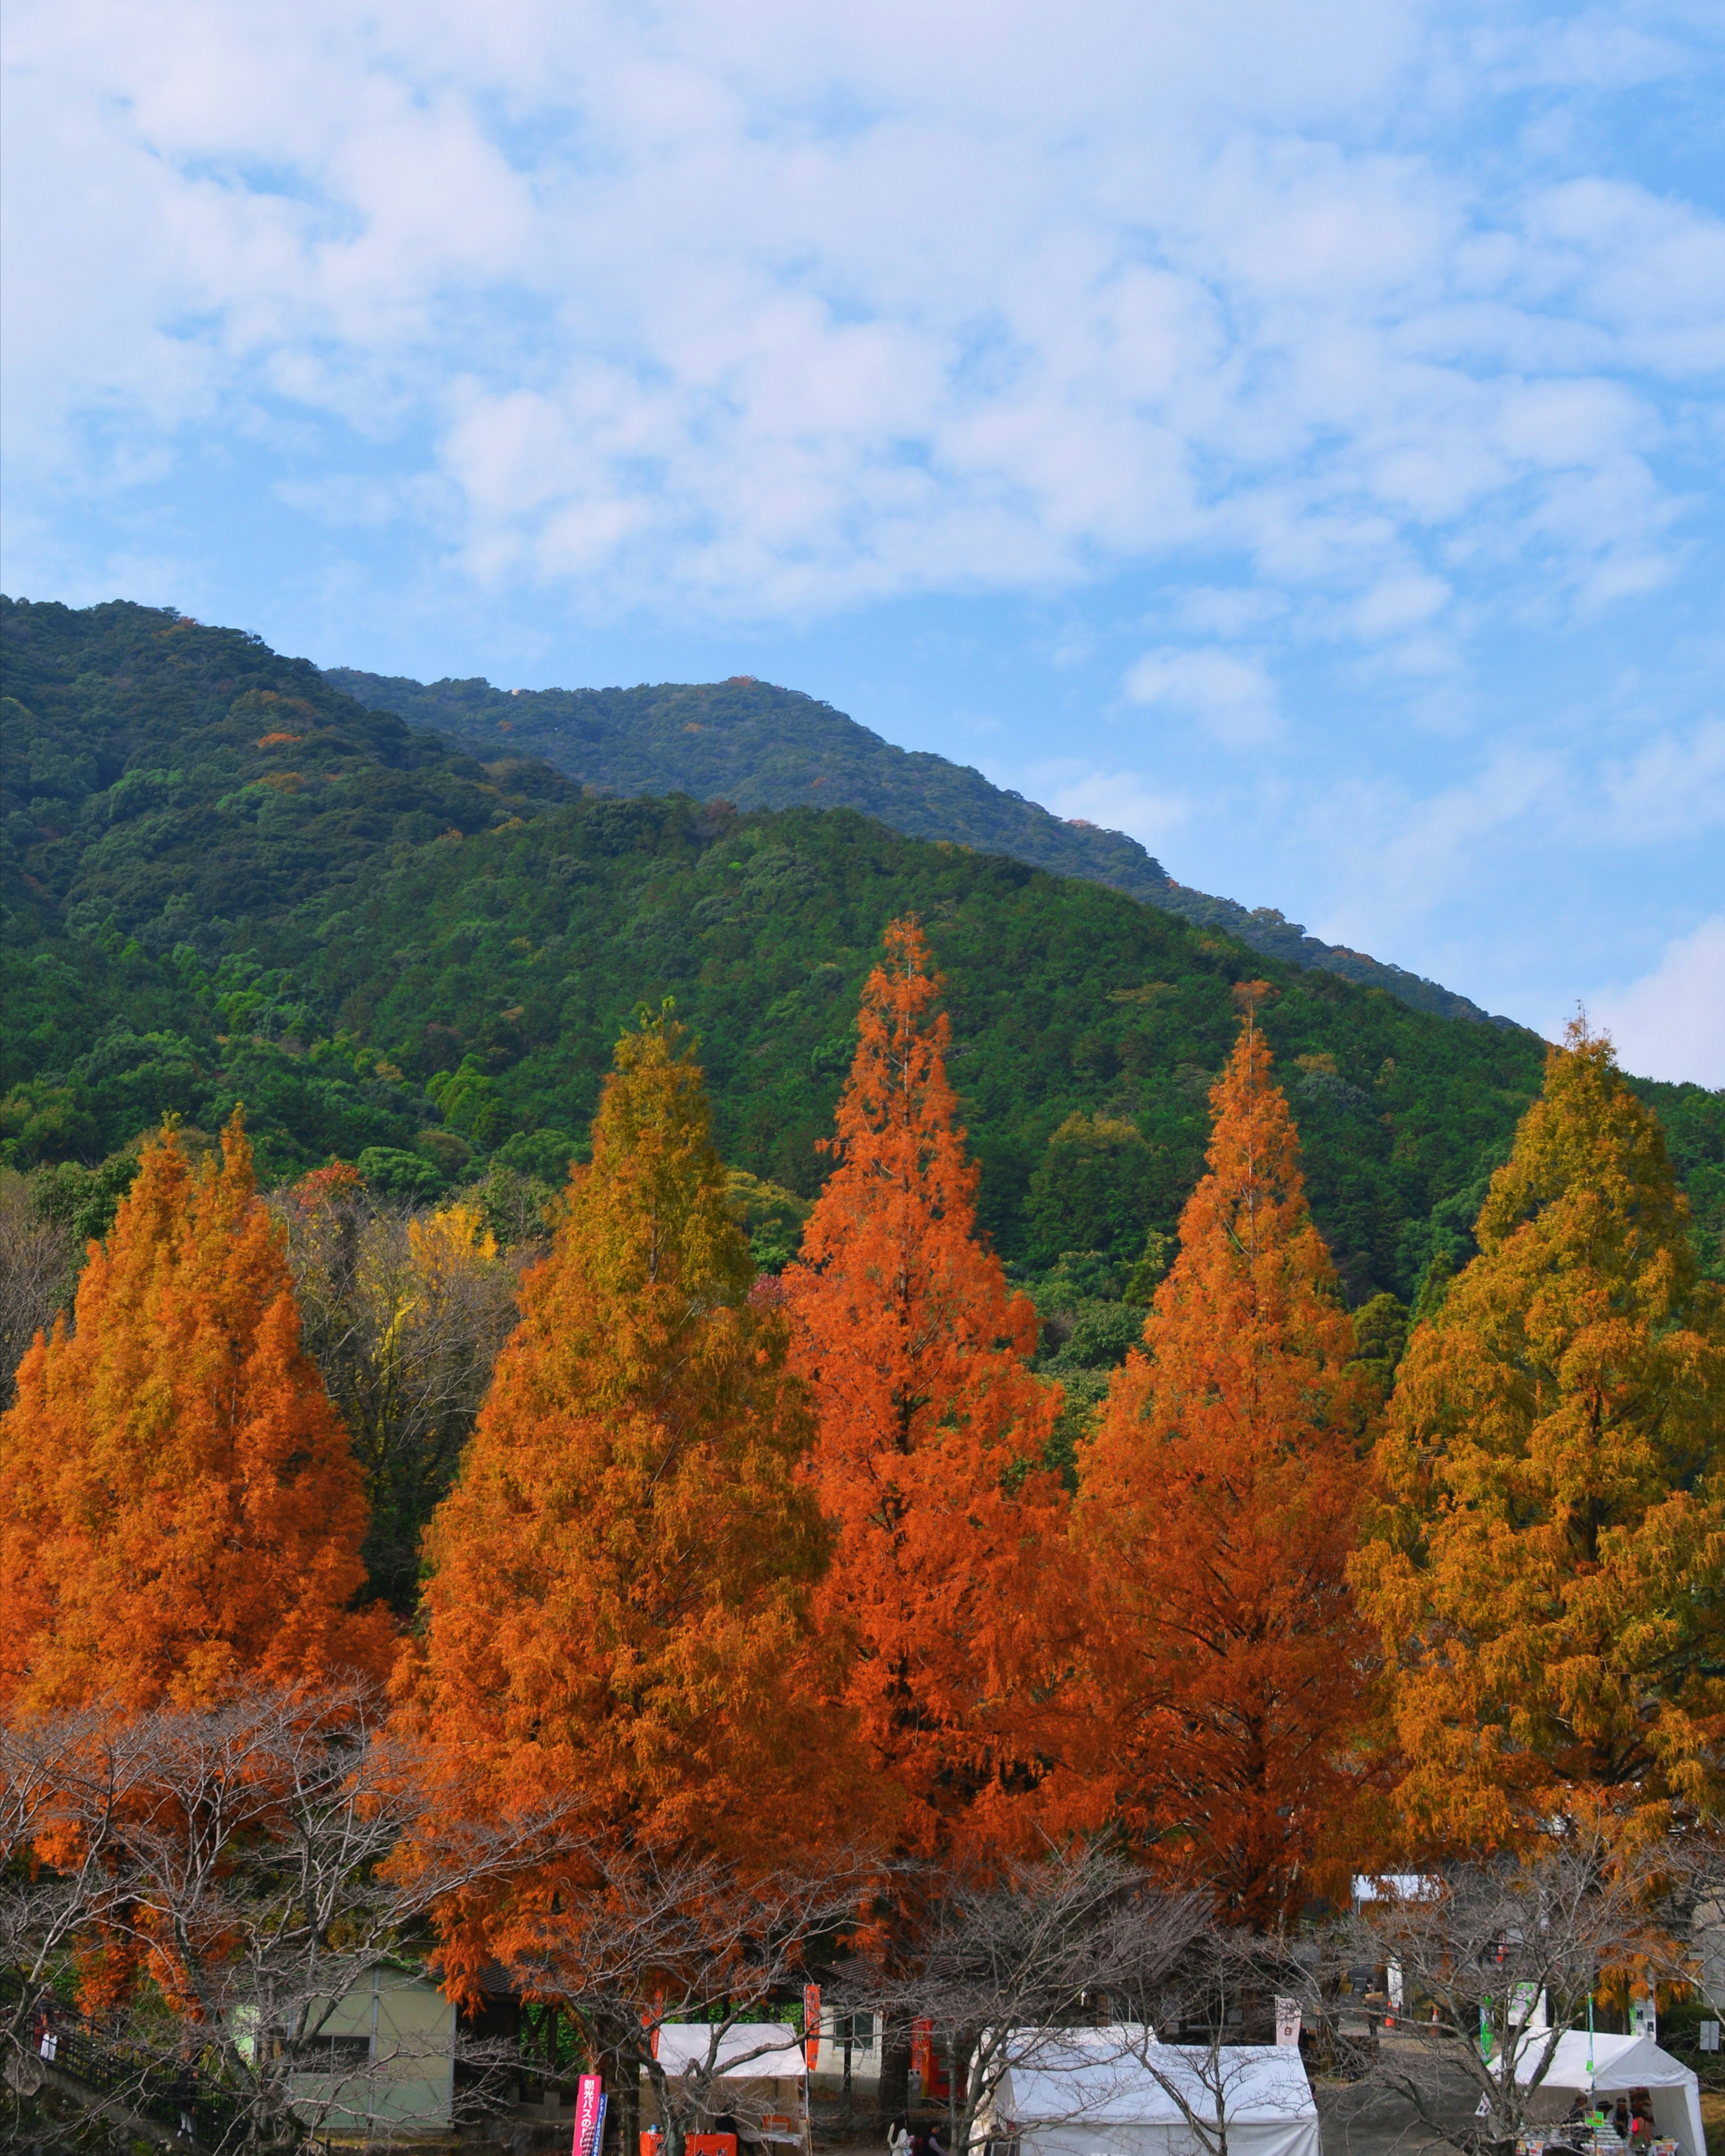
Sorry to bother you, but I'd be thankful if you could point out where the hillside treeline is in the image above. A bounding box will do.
[7,601,1721,1442]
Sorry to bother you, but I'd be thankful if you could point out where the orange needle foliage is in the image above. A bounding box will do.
[784,918,1075,1855]
[410,1010,863,1987]
[0,1112,393,1714]
[1078,1011,1374,1923]
[1353,1021,1725,1849]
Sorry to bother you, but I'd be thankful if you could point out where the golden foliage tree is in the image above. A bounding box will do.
[282,1168,526,1615]
[0,1113,393,1714]
[1353,1021,1725,1846]
[1078,1012,1374,1922]
[411,1011,858,1992]
[784,918,1075,1855]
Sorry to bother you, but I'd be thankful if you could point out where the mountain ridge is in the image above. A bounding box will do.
[327,664,1517,1030]
[5,598,1720,1304]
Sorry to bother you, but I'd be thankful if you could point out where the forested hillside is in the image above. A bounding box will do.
[332,662,1512,1025]
[5,598,1721,1341]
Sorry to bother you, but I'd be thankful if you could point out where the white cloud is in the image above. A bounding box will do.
[1035,760,1194,852]
[1122,648,1281,746]
[1350,572,1452,639]
[1601,718,1725,841]
[3,0,1718,637]
[1587,917,1725,1089]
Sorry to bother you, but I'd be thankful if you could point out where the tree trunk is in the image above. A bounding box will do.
[619,2052,641,2156]
[876,2011,911,2128]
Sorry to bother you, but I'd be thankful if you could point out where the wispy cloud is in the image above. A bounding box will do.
[1034,760,1194,852]
[1122,649,1281,747]
[4,0,1719,636]
[1585,916,1725,1088]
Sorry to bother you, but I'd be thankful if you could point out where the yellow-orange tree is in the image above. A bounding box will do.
[0,1112,392,1713]
[1078,1013,1374,1923]
[1354,1022,1725,1847]
[411,1012,860,1993]
[784,918,1075,1856]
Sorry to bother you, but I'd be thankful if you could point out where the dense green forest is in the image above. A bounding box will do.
[5,597,1722,1434]
[331,662,1512,1025]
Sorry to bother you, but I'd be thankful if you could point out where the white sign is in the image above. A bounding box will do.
[1629,1998,1657,2042]
[1275,1998,1302,2047]
[1700,2020,1719,2054]
[1510,1985,1548,2031]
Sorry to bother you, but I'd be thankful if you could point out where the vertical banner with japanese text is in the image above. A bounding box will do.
[804,1985,822,2072]
[573,2074,605,2156]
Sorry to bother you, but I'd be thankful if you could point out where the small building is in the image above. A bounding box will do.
[290,1966,458,2140]
[809,2010,880,2090]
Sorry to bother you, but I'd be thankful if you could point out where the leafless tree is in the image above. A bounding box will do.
[1106,1926,1317,2156]
[1305,1838,1686,2156]
[1651,1824,1725,2012]
[827,1845,1213,2156]
[498,1843,888,2156]
[0,1169,78,1411]
[0,1686,571,2149]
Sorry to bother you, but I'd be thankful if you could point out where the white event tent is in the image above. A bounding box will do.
[979,2025,1318,2156]
[643,2024,809,2152]
[652,2025,807,2081]
[1510,2031,1706,2156]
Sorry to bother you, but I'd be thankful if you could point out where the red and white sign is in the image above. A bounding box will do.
[572,2074,605,2156]
[1274,2000,1302,2048]
[804,1986,821,2071]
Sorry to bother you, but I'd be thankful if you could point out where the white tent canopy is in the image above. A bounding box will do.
[653,2025,807,2081]
[1509,2031,1706,2156]
[983,2026,1318,2156]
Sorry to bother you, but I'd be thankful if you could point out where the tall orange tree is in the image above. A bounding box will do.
[1077,1008,1374,1923]
[0,1112,393,1714]
[784,918,1075,1856]
[411,1009,863,1997]
[1353,1022,1725,1850]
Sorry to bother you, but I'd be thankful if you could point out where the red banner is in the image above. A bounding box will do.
[573,2074,605,2156]
[804,1985,821,2071]
[911,2019,933,2083]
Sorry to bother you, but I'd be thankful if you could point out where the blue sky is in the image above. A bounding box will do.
[3,0,1721,1080]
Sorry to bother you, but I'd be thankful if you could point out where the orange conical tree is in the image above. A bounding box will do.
[1077,1006,1374,1923]
[411,1011,861,1945]
[784,918,1076,1855]
[0,1112,393,1713]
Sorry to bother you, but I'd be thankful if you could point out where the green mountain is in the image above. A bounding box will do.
[5,598,1721,1323]
[328,664,1513,1026]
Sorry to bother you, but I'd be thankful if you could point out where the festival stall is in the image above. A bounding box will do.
[1508,2031,1706,2156]
[977,2026,1320,2156]
[640,2023,810,2156]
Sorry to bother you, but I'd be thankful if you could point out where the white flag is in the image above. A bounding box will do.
[1275,1998,1302,2047]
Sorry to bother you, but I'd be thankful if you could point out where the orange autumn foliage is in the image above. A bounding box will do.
[1078,1015,1374,1922]
[410,1011,865,1979]
[0,1112,393,1714]
[784,918,1076,1855]
[1353,1021,1725,1849]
